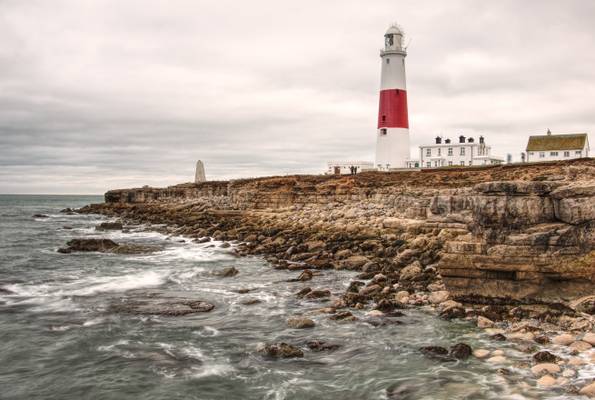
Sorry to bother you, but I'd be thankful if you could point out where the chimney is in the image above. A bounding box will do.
[467,137,474,143]
[459,135,466,143]
[445,138,451,144]
[435,136,442,144]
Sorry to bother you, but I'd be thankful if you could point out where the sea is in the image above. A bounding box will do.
[0,195,588,399]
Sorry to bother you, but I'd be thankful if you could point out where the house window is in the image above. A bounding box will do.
[426,148,431,156]
[469,161,472,165]
[426,162,431,168]
[529,152,534,156]
[550,151,558,156]
[564,151,570,157]
[434,161,439,167]
[539,152,545,158]
[460,161,465,166]
[448,148,453,156]
[460,147,465,156]
[380,128,387,135]
[448,161,452,166]
[575,150,582,156]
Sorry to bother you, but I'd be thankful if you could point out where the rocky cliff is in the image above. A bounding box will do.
[94,159,595,303]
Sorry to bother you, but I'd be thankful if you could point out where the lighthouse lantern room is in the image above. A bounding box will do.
[375,24,410,170]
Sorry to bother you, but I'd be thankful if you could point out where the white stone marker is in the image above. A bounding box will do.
[195,160,206,183]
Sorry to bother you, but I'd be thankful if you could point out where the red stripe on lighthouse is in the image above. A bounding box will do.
[377,89,409,129]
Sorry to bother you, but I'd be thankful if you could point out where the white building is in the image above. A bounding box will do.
[405,135,503,169]
[375,24,410,171]
[525,132,590,162]
[326,161,374,175]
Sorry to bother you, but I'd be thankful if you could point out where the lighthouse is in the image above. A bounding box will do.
[375,24,410,170]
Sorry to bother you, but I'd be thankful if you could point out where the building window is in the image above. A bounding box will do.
[539,152,545,158]
[460,147,465,156]
[414,162,419,168]
[381,115,386,122]
[426,148,431,156]
[437,148,441,156]
[469,161,472,165]
[529,152,534,156]
[564,151,570,157]
[448,148,453,156]
[434,161,439,167]
[448,161,452,166]
[380,128,387,135]
[575,150,582,156]
[460,161,465,166]
[426,162,431,168]
[550,151,558,156]
[386,58,390,64]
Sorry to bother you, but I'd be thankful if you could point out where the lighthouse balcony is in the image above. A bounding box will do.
[380,49,407,57]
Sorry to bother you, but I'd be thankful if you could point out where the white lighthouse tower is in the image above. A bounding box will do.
[375,24,410,170]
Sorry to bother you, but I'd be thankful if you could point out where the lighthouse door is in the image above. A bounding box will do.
[333,166,341,175]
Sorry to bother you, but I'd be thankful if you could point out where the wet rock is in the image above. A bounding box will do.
[473,349,490,359]
[486,355,507,363]
[306,340,341,352]
[236,288,252,294]
[428,290,449,304]
[95,221,123,231]
[490,333,507,341]
[440,305,465,320]
[217,267,239,277]
[477,316,494,329]
[579,382,595,397]
[329,311,357,322]
[110,298,214,316]
[296,287,312,298]
[449,343,472,360]
[347,281,365,293]
[219,242,231,248]
[304,289,331,300]
[60,207,75,213]
[359,284,382,297]
[240,298,261,305]
[534,335,550,344]
[341,255,370,270]
[395,290,409,304]
[552,333,575,345]
[533,351,559,363]
[569,340,592,352]
[33,214,49,218]
[386,382,418,400]
[399,261,422,281]
[58,238,119,253]
[420,346,454,361]
[583,332,595,346]
[531,363,561,376]
[258,343,303,358]
[537,375,557,387]
[288,269,313,282]
[287,317,315,329]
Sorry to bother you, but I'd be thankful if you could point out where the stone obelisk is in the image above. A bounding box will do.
[194,160,206,183]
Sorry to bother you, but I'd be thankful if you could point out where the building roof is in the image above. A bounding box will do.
[526,133,588,151]
[385,24,403,36]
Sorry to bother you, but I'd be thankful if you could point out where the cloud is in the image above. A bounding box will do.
[0,0,594,193]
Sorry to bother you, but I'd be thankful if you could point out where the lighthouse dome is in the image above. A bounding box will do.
[386,24,403,36]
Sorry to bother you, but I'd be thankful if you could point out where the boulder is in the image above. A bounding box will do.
[531,363,561,376]
[304,289,331,300]
[532,351,559,363]
[569,340,592,352]
[583,332,595,346]
[428,291,449,304]
[329,311,357,322]
[449,343,472,360]
[579,382,595,397]
[58,238,119,253]
[109,298,214,316]
[551,333,575,346]
[486,355,507,363]
[536,375,557,387]
[33,214,49,218]
[306,340,340,352]
[95,221,123,231]
[399,261,422,281]
[287,317,315,329]
[394,291,410,304]
[477,316,494,329]
[258,343,303,358]
[473,349,490,359]
[288,269,313,282]
[218,267,239,277]
[342,255,370,269]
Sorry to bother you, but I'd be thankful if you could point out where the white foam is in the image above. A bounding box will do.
[193,326,220,337]
[70,271,166,296]
[188,363,235,379]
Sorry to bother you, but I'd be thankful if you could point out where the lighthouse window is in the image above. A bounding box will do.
[382,115,386,122]
[386,58,390,64]
[380,128,387,135]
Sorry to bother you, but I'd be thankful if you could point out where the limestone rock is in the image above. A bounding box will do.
[569,340,592,352]
[287,317,315,329]
[551,333,575,346]
[473,349,490,359]
[531,363,561,376]
[258,343,303,358]
[477,316,494,329]
[583,332,595,346]
[399,261,422,281]
[428,290,449,304]
[579,382,595,397]
[536,375,557,387]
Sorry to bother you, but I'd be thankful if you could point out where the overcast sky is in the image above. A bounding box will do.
[1,0,594,194]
